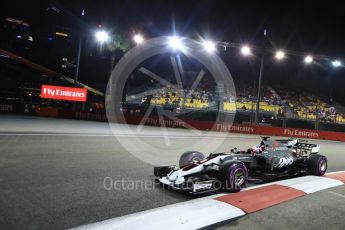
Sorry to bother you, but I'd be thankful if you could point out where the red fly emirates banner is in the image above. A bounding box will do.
[41,85,87,102]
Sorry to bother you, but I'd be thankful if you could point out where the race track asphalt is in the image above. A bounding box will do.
[1,115,345,229]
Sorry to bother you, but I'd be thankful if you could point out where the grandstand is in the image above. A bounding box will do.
[125,81,345,125]
[131,82,283,113]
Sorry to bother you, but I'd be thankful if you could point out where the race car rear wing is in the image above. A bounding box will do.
[276,139,320,153]
[293,142,320,153]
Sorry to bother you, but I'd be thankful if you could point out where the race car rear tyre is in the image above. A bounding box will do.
[179,151,205,168]
[308,154,327,176]
[218,161,248,192]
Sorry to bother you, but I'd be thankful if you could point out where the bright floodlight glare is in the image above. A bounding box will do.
[332,60,342,67]
[304,55,313,64]
[241,45,251,55]
[275,50,285,60]
[203,40,216,53]
[133,34,144,44]
[168,36,183,50]
[95,30,109,43]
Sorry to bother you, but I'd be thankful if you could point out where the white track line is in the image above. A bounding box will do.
[0,133,259,140]
[0,133,114,136]
[327,191,345,199]
[0,132,342,144]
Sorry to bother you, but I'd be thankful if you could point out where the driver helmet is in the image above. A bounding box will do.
[252,144,263,153]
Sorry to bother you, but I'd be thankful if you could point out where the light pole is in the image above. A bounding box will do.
[71,30,109,110]
[254,29,267,124]
[255,52,265,124]
[282,99,287,128]
[75,36,82,87]
[74,30,110,86]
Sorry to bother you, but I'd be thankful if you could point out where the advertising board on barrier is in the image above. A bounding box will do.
[33,110,345,142]
[41,85,87,102]
[283,129,319,138]
[216,123,255,133]
[122,115,345,142]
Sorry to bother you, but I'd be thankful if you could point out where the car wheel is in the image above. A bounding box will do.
[179,151,205,168]
[218,161,248,192]
[308,154,327,176]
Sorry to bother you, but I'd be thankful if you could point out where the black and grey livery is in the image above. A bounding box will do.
[154,137,327,194]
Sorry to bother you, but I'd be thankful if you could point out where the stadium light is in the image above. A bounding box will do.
[202,40,216,53]
[95,30,109,43]
[168,36,184,50]
[304,55,313,64]
[275,50,285,60]
[241,45,251,56]
[332,60,342,67]
[133,34,144,45]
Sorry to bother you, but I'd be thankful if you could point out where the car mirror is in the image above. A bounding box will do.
[230,148,237,153]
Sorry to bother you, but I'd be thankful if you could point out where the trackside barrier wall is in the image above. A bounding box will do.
[123,115,345,142]
[34,108,345,142]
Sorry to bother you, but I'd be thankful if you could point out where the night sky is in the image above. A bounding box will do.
[1,0,345,101]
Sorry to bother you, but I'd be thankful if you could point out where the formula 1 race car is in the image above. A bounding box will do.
[154,137,327,194]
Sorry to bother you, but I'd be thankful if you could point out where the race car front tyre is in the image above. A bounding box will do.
[308,154,327,176]
[218,161,248,192]
[179,151,205,168]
